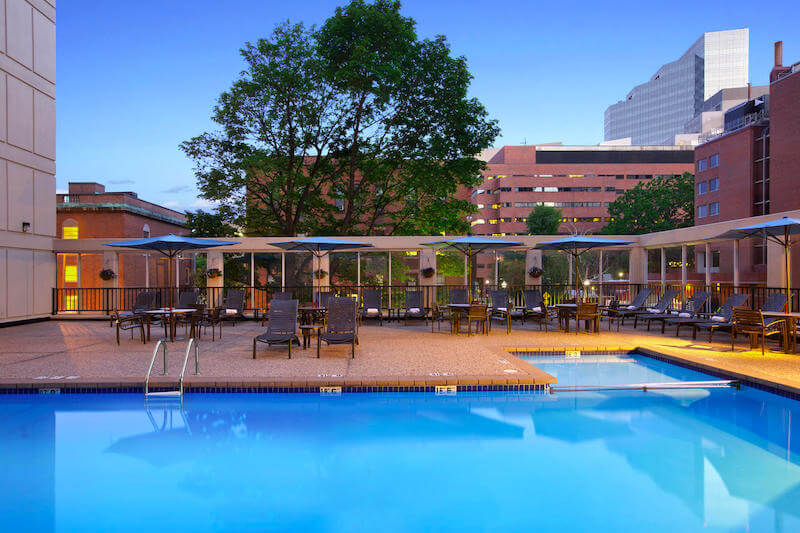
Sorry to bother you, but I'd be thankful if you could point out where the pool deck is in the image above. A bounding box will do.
[1,318,799,395]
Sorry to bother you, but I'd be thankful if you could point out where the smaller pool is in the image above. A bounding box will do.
[518,352,714,388]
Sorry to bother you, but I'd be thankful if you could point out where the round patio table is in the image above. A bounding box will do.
[553,303,577,333]
[448,303,473,334]
[761,311,800,353]
[144,308,197,342]
[300,324,323,351]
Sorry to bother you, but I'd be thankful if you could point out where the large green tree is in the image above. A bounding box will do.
[526,205,562,235]
[184,209,239,237]
[181,0,498,237]
[600,172,695,235]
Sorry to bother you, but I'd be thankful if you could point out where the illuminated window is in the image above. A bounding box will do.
[63,225,79,239]
[65,295,78,311]
[64,265,78,283]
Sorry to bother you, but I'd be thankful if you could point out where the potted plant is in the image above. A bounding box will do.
[206,268,222,279]
[99,269,116,281]
[421,267,436,278]
[527,266,544,279]
[314,269,328,280]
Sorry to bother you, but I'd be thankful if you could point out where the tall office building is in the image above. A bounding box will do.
[604,29,749,145]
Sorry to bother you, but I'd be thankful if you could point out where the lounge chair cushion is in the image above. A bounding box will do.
[711,315,726,322]
[626,305,637,310]
[496,307,507,312]
[225,308,239,315]
[366,307,380,315]
[678,312,692,318]
[532,306,542,312]
[647,308,662,313]
[408,307,421,313]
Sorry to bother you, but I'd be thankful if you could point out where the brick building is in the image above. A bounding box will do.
[55,182,187,301]
[694,41,800,284]
[469,144,695,236]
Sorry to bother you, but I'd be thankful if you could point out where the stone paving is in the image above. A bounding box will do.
[1,317,799,394]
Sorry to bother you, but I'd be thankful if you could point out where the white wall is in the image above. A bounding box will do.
[0,0,56,323]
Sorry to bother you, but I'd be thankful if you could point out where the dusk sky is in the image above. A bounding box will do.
[56,0,798,212]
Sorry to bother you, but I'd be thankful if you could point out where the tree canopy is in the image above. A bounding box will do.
[184,209,239,237]
[526,205,562,235]
[600,173,694,235]
[181,0,499,237]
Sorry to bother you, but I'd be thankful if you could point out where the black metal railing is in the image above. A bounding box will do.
[51,283,800,315]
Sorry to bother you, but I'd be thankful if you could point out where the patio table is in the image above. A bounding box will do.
[554,303,577,333]
[300,324,323,350]
[448,303,475,334]
[144,308,197,342]
[298,306,326,326]
[761,311,800,353]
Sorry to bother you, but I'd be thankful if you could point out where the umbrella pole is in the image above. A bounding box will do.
[786,227,791,312]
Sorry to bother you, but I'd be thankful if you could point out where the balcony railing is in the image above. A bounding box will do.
[52,283,799,315]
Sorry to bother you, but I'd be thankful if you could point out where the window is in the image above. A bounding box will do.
[64,265,78,283]
[698,205,708,218]
[697,181,707,195]
[708,178,719,192]
[62,220,79,239]
[697,158,707,172]
[709,154,720,168]
[476,204,484,209]
[142,224,151,238]
[709,202,719,216]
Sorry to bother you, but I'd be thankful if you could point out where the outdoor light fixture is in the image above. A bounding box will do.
[583,280,590,286]
[22,222,31,232]
[618,271,624,278]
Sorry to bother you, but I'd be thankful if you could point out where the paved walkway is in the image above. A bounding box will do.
[1,318,799,394]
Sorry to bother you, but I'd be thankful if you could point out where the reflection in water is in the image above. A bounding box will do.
[0,383,798,532]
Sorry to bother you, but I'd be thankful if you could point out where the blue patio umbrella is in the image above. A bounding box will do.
[105,234,239,306]
[534,236,635,300]
[714,216,800,309]
[423,236,523,294]
[270,237,374,299]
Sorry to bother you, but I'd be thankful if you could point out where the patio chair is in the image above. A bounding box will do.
[604,288,653,330]
[730,308,785,355]
[695,292,785,342]
[221,288,246,326]
[195,306,223,341]
[402,290,427,325]
[430,301,453,332]
[453,303,488,335]
[648,291,711,334]
[315,291,334,309]
[253,299,300,359]
[177,290,198,308]
[632,289,679,328]
[520,289,551,331]
[575,302,600,334]
[360,288,383,325]
[488,289,512,334]
[676,293,749,339]
[110,290,157,327]
[318,297,358,358]
[448,288,468,305]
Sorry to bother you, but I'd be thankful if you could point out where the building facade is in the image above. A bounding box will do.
[0,0,57,325]
[55,182,187,307]
[693,42,800,284]
[469,145,695,236]
[605,29,749,145]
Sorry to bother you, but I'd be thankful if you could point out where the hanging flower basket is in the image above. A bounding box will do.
[527,266,544,279]
[314,269,328,280]
[206,268,222,279]
[421,267,436,278]
[99,269,116,281]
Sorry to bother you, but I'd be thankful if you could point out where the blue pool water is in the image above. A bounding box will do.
[2,354,800,532]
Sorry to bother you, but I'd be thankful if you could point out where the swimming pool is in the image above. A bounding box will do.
[1,353,799,532]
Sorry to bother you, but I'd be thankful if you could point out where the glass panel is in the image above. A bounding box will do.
[391,251,419,287]
[57,253,79,313]
[436,250,465,286]
[223,252,251,287]
[647,249,661,282]
[497,251,525,290]
[473,251,495,290]
[284,252,313,302]
[330,252,358,287]
[664,247,682,282]
[148,255,170,288]
[359,252,388,287]
[601,250,629,282]
[193,253,207,290]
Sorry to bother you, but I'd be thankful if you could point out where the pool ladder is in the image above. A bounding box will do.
[144,338,200,399]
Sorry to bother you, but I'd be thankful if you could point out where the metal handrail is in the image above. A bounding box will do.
[144,340,167,396]
[178,338,200,397]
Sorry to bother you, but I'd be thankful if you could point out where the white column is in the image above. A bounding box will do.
[280,253,285,290]
[598,250,604,303]
[357,252,361,286]
[144,253,150,288]
[463,255,468,287]
[387,251,392,309]
[704,243,712,287]
[733,240,740,287]
[660,248,666,286]
[681,245,688,300]
[494,251,499,288]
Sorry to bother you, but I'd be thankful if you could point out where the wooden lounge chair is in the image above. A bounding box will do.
[675,293,749,339]
[604,288,653,329]
[518,289,550,330]
[633,289,679,328]
[318,297,358,358]
[221,288,246,326]
[360,288,383,325]
[488,289,511,334]
[730,308,785,355]
[253,299,300,359]
[402,290,427,325]
[454,303,488,335]
[695,293,785,342]
[647,291,711,334]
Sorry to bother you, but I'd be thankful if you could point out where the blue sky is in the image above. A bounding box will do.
[56,0,798,211]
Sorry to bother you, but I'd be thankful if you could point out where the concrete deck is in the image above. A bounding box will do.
[1,318,799,395]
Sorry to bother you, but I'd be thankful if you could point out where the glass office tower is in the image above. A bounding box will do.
[604,29,749,145]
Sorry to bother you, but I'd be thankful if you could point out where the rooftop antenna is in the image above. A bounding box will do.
[522,137,527,145]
